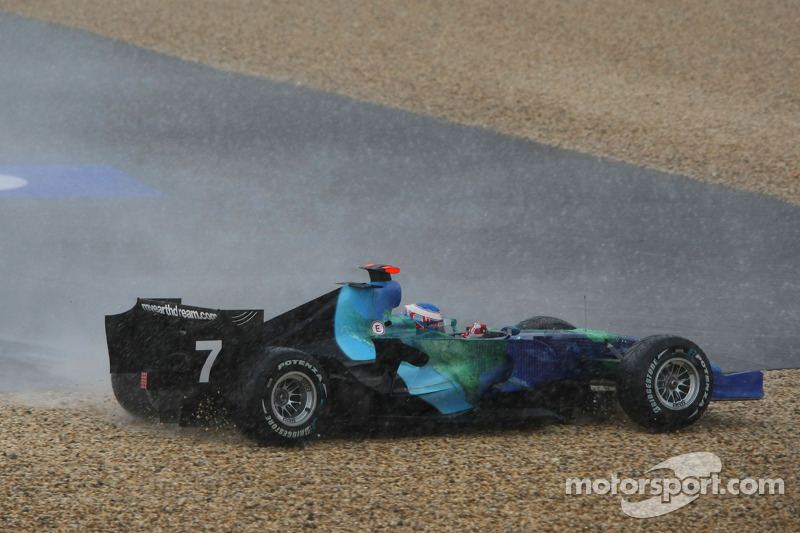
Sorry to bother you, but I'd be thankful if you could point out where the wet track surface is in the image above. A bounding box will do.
[1,13,798,392]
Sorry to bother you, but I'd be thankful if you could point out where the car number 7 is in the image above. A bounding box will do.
[196,340,222,383]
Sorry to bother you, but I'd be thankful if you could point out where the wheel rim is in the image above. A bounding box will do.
[654,357,700,410]
[264,371,317,427]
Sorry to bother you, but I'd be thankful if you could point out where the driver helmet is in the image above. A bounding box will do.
[403,303,444,331]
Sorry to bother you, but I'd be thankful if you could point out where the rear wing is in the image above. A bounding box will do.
[105,298,263,374]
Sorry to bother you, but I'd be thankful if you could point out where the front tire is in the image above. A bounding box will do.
[515,316,576,330]
[617,335,712,431]
[233,348,329,445]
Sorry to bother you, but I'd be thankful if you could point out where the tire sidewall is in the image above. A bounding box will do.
[618,335,713,430]
[110,373,156,418]
[237,349,328,443]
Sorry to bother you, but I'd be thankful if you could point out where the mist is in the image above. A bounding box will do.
[1,14,799,397]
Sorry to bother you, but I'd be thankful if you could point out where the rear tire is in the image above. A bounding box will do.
[515,316,576,330]
[110,373,156,418]
[617,335,712,431]
[232,348,329,445]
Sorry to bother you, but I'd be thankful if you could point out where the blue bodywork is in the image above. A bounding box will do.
[331,273,764,415]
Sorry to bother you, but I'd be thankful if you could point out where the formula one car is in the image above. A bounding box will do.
[105,264,763,444]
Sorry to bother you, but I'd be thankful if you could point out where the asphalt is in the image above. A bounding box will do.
[1,13,798,392]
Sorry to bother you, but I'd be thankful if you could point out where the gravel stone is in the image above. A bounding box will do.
[0,370,797,531]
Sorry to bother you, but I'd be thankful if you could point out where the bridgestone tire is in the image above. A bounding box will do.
[515,316,576,331]
[110,373,156,418]
[234,348,329,445]
[617,335,713,431]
